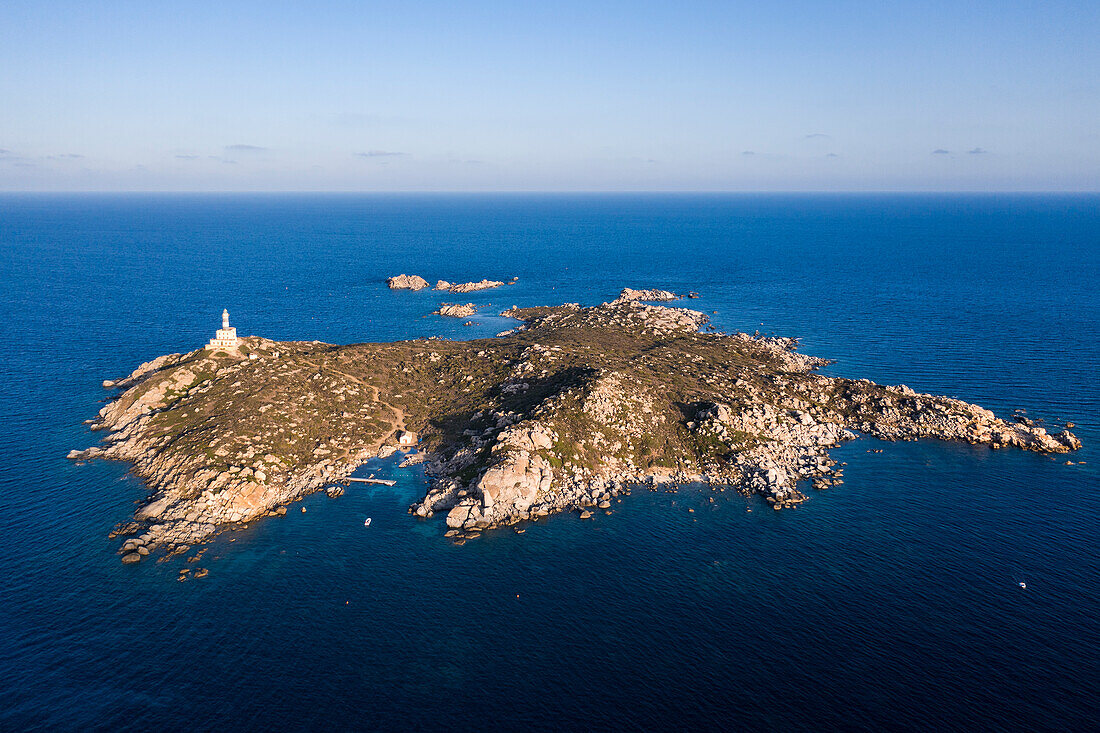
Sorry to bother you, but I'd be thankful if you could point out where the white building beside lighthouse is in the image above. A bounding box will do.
[207,309,240,351]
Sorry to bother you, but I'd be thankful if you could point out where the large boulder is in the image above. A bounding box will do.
[1056,430,1082,450]
[137,497,170,519]
[764,467,787,486]
[446,498,483,529]
[476,450,549,514]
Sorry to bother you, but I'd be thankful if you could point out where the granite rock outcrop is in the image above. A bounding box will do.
[435,303,478,318]
[435,279,507,293]
[387,274,430,290]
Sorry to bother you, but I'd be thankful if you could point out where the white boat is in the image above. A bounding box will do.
[1019,582,1027,589]
[364,517,372,527]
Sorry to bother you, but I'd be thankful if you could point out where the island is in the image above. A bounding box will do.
[434,279,507,293]
[434,303,478,318]
[386,274,518,292]
[70,301,1081,561]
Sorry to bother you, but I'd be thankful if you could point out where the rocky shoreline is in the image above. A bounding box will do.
[71,296,1080,561]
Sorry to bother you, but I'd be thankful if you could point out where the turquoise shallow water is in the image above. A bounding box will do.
[0,193,1097,730]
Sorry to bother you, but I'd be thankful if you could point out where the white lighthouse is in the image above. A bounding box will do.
[207,308,240,351]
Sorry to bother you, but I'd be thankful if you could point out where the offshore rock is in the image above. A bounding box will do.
[434,279,506,293]
[435,303,478,318]
[613,288,679,303]
[387,274,429,290]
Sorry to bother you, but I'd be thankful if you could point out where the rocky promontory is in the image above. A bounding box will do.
[71,297,1081,561]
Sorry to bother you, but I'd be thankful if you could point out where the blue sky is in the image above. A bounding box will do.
[1,0,1097,191]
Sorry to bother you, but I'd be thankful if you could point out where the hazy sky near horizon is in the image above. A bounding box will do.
[2,0,1098,191]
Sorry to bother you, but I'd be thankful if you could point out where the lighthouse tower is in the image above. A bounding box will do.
[207,309,240,351]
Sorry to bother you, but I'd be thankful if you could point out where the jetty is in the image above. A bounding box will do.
[345,477,397,486]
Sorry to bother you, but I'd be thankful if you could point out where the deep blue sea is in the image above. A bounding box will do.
[0,194,1097,731]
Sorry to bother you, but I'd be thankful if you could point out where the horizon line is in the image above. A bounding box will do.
[1,189,1098,195]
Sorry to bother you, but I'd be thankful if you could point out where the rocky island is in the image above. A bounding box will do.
[434,279,508,293]
[387,274,517,292]
[71,300,1081,561]
[435,303,479,318]
[386,274,430,290]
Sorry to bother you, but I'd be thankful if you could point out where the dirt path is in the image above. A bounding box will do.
[300,357,407,460]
